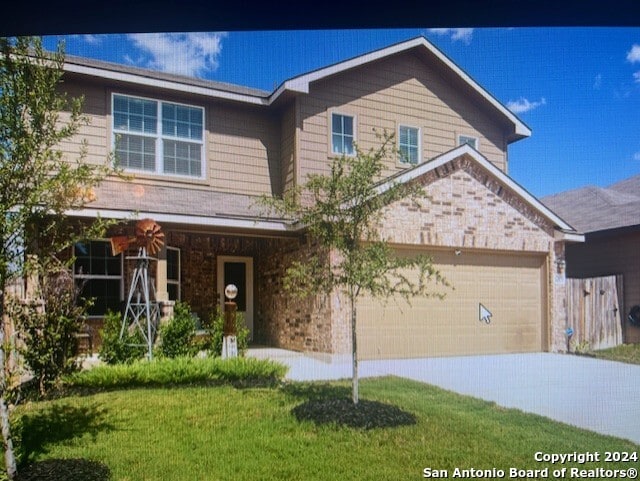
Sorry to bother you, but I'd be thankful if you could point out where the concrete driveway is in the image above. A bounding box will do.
[248,349,640,444]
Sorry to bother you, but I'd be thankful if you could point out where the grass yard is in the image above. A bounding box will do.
[593,343,640,365]
[13,376,639,481]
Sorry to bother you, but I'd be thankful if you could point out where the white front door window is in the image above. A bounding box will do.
[217,256,254,340]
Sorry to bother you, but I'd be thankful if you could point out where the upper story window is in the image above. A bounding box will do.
[113,94,205,178]
[458,134,478,150]
[331,113,355,156]
[74,240,122,317]
[398,125,420,165]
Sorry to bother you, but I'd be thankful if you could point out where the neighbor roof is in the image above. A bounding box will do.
[541,174,640,234]
[63,36,530,143]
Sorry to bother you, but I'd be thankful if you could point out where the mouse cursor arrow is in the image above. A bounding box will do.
[479,303,493,324]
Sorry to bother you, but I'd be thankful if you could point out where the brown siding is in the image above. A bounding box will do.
[58,77,283,201]
[297,51,507,184]
[280,101,296,194]
[208,104,281,196]
[58,79,109,167]
[566,232,640,343]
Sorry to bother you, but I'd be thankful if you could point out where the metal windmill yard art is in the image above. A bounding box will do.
[110,218,165,359]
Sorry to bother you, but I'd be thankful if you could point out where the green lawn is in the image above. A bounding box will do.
[14,377,638,481]
[593,343,640,365]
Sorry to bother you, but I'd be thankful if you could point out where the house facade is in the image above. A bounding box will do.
[59,37,582,360]
[542,176,640,344]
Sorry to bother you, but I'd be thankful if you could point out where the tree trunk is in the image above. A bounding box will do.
[351,294,358,405]
[0,288,17,480]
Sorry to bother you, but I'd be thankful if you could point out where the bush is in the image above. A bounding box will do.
[64,356,288,389]
[209,308,250,357]
[9,268,86,395]
[98,311,147,365]
[157,302,198,358]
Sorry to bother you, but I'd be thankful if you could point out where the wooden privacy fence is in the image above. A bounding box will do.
[566,275,623,351]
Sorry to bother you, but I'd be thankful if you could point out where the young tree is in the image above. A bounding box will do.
[262,132,450,405]
[0,36,116,478]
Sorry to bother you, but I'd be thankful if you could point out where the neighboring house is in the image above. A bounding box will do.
[57,36,583,360]
[542,175,640,344]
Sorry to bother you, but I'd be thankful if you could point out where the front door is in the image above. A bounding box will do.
[217,256,253,340]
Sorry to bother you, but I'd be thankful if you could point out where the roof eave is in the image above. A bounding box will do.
[63,61,271,106]
[68,208,297,234]
[554,230,585,243]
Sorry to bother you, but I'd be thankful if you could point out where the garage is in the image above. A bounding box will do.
[357,248,548,360]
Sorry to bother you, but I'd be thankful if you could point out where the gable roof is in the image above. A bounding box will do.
[541,174,640,234]
[276,37,531,142]
[376,144,581,240]
[63,36,530,143]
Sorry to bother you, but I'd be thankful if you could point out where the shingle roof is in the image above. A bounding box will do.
[541,174,640,234]
[64,54,271,98]
[62,36,530,141]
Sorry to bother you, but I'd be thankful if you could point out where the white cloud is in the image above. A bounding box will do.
[593,74,602,89]
[82,34,102,45]
[428,28,474,44]
[627,44,640,63]
[506,97,547,114]
[633,71,640,83]
[127,32,227,77]
[68,34,102,44]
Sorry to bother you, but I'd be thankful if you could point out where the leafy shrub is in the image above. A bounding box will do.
[157,302,198,358]
[9,268,86,395]
[98,311,146,365]
[65,357,288,389]
[209,308,250,357]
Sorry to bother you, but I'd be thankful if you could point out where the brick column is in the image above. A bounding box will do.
[155,245,169,302]
[550,241,568,352]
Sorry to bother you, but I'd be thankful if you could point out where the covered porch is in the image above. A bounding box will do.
[78,223,344,356]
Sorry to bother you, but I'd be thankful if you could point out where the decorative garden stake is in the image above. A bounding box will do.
[222,284,238,359]
[565,327,574,353]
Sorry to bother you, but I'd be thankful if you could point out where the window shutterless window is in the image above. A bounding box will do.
[458,135,478,150]
[331,113,355,156]
[73,240,123,317]
[398,125,420,165]
[112,94,205,178]
[166,246,180,301]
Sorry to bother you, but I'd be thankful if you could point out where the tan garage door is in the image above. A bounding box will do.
[357,249,547,360]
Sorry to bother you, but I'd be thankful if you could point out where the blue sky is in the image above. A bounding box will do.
[43,28,640,199]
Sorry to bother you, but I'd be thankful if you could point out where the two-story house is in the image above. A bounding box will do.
[59,36,582,360]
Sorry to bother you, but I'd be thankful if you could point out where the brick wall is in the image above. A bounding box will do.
[255,237,334,352]
[377,156,554,252]
[163,231,259,322]
[369,154,568,353]
[103,151,572,357]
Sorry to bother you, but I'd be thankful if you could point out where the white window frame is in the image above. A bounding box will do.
[397,124,421,165]
[458,134,479,150]
[166,246,181,301]
[112,93,206,179]
[73,239,124,318]
[330,112,356,157]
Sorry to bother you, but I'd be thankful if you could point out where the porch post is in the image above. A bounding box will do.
[155,244,169,302]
